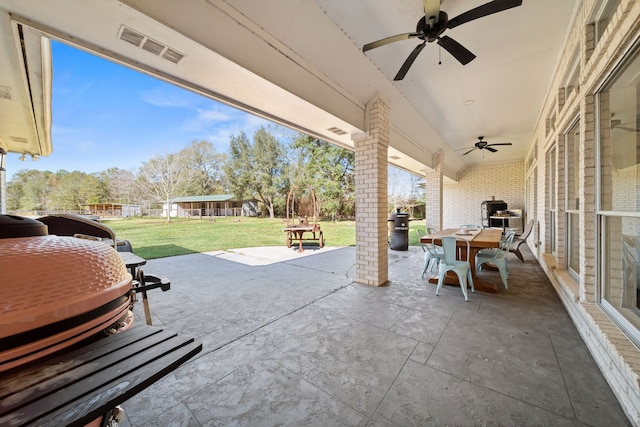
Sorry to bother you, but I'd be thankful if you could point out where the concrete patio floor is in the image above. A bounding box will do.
[119,244,630,426]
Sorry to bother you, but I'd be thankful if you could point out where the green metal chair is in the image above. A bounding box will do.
[476,230,515,289]
[436,236,474,301]
[416,229,444,277]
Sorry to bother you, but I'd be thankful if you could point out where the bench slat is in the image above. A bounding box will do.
[0,326,201,427]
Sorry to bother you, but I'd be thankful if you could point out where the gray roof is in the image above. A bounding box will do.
[172,195,236,203]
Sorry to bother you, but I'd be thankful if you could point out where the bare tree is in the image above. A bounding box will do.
[99,167,137,204]
[136,151,197,223]
[388,166,423,216]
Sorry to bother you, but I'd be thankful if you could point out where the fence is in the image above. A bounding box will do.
[147,208,243,218]
[8,210,92,218]
[10,207,244,219]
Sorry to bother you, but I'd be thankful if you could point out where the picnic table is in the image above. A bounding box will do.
[284,223,324,252]
[284,185,324,252]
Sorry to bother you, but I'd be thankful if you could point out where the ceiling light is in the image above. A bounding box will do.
[464,99,474,105]
[19,154,27,161]
[30,154,39,161]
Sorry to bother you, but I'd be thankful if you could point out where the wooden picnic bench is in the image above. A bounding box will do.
[0,326,202,427]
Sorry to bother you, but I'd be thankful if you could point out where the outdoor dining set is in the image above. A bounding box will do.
[418,220,534,301]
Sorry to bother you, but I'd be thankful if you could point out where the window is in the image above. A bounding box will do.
[562,50,581,107]
[598,42,640,345]
[566,120,580,276]
[593,0,622,45]
[548,147,557,255]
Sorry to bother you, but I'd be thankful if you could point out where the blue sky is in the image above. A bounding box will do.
[6,40,274,180]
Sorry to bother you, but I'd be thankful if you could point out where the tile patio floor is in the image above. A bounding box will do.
[119,244,630,426]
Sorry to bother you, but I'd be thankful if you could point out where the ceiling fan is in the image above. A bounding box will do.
[457,136,512,155]
[611,120,640,133]
[362,0,523,81]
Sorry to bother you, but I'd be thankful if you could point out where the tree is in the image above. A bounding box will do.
[136,151,197,223]
[388,166,424,217]
[48,171,107,210]
[7,169,54,211]
[99,167,138,204]
[291,134,355,219]
[179,141,228,195]
[223,127,288,218]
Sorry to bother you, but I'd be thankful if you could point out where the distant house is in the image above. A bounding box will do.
[162,195,259,218]
[85,203,142,218]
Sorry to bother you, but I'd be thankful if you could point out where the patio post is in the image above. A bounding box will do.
[353,93,389,286]
[424,150,444,231]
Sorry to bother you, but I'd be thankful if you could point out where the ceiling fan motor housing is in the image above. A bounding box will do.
[418,11,448,42]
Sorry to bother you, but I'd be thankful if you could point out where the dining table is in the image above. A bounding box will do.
[420,228,503,293]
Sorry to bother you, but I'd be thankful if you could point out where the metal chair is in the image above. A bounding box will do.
[476,230,515,289]
[435,236,474,301]
[416,229,444,277]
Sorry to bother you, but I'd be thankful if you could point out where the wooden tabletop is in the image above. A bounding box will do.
[420,228,501,248]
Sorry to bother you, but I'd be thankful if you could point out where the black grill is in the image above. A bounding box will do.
[481,200,508,228]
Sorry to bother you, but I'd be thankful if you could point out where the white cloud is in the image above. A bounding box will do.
[140,87,196,108]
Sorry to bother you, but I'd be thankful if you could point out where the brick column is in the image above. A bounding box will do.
[353,94,389,286]
[424,150,444,231]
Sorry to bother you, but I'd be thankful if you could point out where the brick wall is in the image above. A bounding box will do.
[443,160,525,229]
[527,0,640,424]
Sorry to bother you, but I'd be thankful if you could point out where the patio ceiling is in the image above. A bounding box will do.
[0,0,578,179]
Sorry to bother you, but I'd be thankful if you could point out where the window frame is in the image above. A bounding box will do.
[564,118,581,278]
[595,36,640,347]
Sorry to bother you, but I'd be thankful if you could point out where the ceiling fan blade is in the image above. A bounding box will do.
[463,148,476,155]
[485,146,498,153]
[394,42,427,81]
[363,33,419,52]
[437,36,476,65]
[486,142,513,147]
[617,126,640,132]
[447,0,523,30]
[423,0,441,22]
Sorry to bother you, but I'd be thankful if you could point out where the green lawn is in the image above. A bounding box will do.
[105,216,425,259]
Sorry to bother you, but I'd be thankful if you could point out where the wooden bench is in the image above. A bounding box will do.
[0,326,202,426]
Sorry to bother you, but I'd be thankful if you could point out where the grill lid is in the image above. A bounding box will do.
[0,214,48,238]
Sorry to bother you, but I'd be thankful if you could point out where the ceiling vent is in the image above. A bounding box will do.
[11,136,28,144]
[162,48,184,64]
[0,85,13,101]
[327,126,347,136]
[118,26,185,64]
[141,38,165,56]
